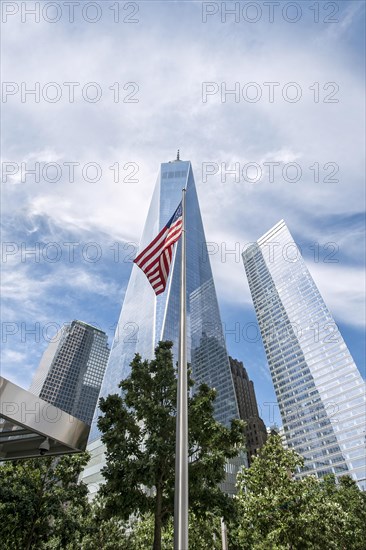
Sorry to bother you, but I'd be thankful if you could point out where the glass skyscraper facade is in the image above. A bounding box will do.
[242,220,366,489]
[29,320,110,426]
[83,158,244,496]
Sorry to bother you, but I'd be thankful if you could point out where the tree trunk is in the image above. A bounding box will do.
[153,483,163,550]
[24,518,37,550]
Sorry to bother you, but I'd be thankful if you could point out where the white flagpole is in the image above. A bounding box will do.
[174,187,188,550]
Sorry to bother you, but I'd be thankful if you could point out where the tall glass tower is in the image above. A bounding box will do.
[242,220,366,489]
[29,320,109,426]
[84,157,243,496]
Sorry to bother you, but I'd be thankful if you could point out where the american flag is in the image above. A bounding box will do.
[133,201,183,295]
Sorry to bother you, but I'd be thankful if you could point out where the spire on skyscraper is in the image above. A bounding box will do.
[83,158,245,497]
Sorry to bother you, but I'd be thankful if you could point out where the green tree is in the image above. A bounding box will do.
[317,474,366,549]
[234,434,366,549]
[0,453,90,549]
[98,340,245,550]
[79,496,131,550]
[122,511,223,550]
[79,499,223,549]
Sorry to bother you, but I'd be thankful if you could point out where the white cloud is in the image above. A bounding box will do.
[1,264,120,303]
[309,263,366,328]
[1,1,364,385]
[2,3,364,243]
[1,350,27,363]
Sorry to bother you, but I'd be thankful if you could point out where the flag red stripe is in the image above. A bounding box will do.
[133,202,183,296]
[136,220,182,270]
[134,227,169,266]
[137,225,181,273]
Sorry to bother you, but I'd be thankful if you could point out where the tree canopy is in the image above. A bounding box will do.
[233,434,366,550]
[97,340,245,550]
[2,344,365,550]
[0,453,90,550]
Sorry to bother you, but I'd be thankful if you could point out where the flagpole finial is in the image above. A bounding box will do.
[176,149,180,161]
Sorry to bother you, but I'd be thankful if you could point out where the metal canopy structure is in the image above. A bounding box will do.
[0,377,89,460]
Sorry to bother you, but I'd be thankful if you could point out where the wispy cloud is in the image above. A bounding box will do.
[1,1,364,394]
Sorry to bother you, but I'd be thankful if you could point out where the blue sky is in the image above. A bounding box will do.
[1,0,365,427]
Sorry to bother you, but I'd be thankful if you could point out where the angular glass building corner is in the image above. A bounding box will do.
[83,159,246,496]
[242,220,366,489]
[29,320,110,426]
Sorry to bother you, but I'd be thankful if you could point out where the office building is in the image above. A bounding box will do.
[229,356,267,464]
[83,156,245,496]
[29,320,109,426]
[242,220,366,489]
